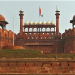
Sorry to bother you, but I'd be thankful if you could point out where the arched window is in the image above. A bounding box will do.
[41,37,42,39]
[32,37,33,39]
[28,37,29,39]
[36,37,37,39]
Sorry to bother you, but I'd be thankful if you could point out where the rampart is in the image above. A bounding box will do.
[0,58,75,74]
[0,28,17,49]
[62,28,75,53]
[62,28,73,39]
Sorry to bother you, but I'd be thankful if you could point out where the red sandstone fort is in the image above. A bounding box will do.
[0,8,75,54]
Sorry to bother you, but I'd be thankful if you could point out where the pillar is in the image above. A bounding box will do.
[28,27,29,32]
[32,27,33,32]
[19,9,24,36]
[24,27,25,32]
[54,27,55,32]
[41,27,42,32]
[50,28,51,32]
[45,27,46,32]
[37,27,38,32]
[55,9,60,36]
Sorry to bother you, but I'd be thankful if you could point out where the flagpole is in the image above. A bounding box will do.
[13,15,14,46]
[39,6,40,21]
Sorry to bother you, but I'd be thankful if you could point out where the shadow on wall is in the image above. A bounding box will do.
[2,46,26,49]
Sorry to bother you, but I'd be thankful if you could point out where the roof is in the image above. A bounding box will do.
[0,20,8,24]
[25,43,54,46]
[0,14,5,21]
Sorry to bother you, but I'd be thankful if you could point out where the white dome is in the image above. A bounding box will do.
[29,21,33,25]
[34,21,37,25]
[42,21,46,25]
[20,9,23,11]
[46,21,50,25]
[24,21,28,25]
[51,20,54,25]
[56,9,59,11]
[38,20,41,25]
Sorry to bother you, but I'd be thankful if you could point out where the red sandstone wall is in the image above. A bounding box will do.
[2,46,25,49]
[0,60,75,74]
[62,29,73,39]
[21,32,57,40]
[62,28,74,53]
[0,28,17,49]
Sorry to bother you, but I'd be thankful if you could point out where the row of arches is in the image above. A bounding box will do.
[23,28,55,32]
[23,33,55,40]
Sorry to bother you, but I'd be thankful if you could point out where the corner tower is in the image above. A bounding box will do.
[55,8,60,36]
[19,9,24,36]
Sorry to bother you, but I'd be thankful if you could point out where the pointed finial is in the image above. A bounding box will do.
[56,5,57,10]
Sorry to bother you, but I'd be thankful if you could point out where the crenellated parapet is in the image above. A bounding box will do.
[62,28,73,39]
[0,28,17,39]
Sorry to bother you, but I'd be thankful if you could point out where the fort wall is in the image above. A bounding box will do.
[62,28,74,53]
[0,28,17,49]
[0,58,75,74]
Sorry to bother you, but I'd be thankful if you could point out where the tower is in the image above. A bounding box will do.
[55,8,60,36]
[70,15,75,52]
[19,9,24,36]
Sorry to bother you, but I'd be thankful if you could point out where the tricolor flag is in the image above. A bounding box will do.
[39,6,43,17]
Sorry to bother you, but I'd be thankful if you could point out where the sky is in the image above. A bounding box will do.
[0,0,75,34]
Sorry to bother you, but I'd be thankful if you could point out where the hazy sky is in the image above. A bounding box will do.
[0,0,75,34]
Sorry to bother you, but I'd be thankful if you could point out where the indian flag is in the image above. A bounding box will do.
[39,6,43,17]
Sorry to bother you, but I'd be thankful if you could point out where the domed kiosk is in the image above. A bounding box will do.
[0,14,8,29]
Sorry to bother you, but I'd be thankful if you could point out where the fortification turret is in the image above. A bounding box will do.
[55,8,60,36]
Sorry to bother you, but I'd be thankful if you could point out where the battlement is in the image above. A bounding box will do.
[0,28,17,39]
[62,28,73,39]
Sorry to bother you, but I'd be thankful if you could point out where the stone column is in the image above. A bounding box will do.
[41,27,42,32]
[45,27,46,32]
[24,27,25,32]
[37,27,38,32]
[28,27,29,32]
[32,27,33,32]
[19,10,24,36]
[50,27,51,32]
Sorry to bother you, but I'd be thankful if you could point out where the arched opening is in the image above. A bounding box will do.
[42,28,45,32]
[29,28,32,32]
[51,28,54,31]
[0,26,2,29]
[46,28,50,31]
[34,28,37,32]
[25,28,28,32]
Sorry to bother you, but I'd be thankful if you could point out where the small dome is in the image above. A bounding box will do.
[42,21,46,25]
[46,20,50,25]
[56,9,59,11]
[73,15,75,20]
[29,21,33,25]
[20,9,23,11]
[51,20,54,25]
[24,21,28,25]
[0,14,5,21]
[34,21,37,25]
[38,20,41,25]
